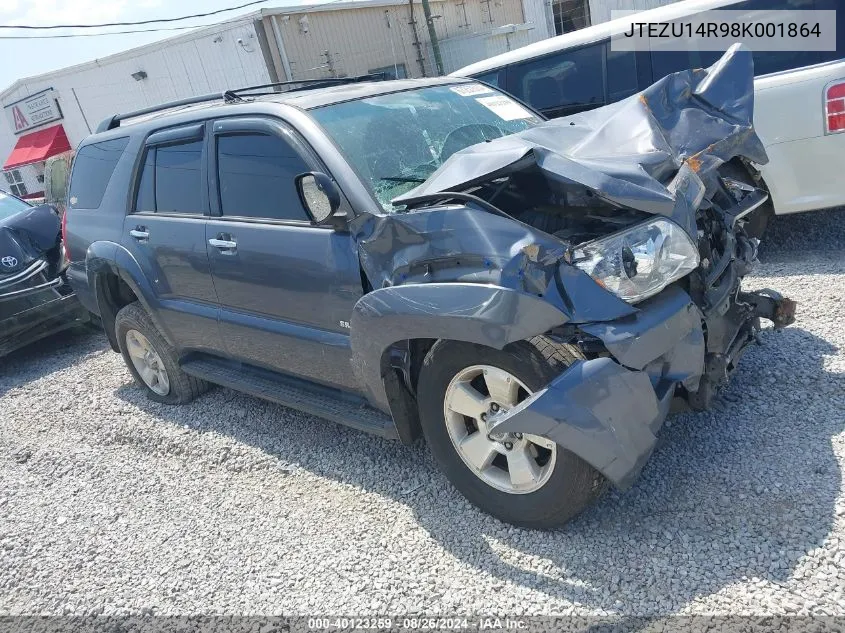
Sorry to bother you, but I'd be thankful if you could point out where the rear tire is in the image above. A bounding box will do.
[115,302,209,404]
[417,337,606,529]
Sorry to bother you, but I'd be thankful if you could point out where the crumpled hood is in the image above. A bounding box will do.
[394,44,767,222]
[0,204,61,275]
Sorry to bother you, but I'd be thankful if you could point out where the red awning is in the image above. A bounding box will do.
[3,124,71,170]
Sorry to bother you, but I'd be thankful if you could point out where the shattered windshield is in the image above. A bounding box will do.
[310,83,542,211]
[0,191,31,221]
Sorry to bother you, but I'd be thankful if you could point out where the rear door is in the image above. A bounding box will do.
[205,116,363,391]
[121,123,225,355]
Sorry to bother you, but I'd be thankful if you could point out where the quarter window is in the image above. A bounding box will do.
[69,137,129,209]
[216,133,310,222]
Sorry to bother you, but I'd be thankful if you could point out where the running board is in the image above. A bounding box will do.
[181,357,398,439]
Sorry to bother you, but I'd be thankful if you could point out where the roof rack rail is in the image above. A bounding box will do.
[95,73,388,134]
[222,73,387,100]
[96,92,225,133]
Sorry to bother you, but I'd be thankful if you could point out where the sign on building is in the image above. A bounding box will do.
[4,89,63,134]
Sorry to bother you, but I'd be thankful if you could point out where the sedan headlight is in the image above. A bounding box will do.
[572,218,699,304]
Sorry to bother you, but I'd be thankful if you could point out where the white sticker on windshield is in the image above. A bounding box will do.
[475,95,534,121]
[450,84,494,96]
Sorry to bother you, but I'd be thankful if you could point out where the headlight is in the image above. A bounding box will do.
[572,218,699,304]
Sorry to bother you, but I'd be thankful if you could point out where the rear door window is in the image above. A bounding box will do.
[508,43,605,116]
[134,140,205,214]
[156,142,203,213]
[69,137,129,209]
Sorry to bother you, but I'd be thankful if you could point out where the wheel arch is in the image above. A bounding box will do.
[351,282,570,442]
[86,242,174,352]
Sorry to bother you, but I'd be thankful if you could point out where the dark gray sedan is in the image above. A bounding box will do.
[0,190,90,356]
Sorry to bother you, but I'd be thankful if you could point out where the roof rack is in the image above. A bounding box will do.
[95,74,388,133]
[96,92,224,133]
[223,73,387,101]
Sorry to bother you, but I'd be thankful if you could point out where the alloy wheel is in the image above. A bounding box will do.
[125,329,170,396]
[442,364,556,494]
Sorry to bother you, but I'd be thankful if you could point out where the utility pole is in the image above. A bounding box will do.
[420,0,444,76]
[408,0,427,77]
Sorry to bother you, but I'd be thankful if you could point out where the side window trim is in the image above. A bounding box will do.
[131,145,156,214]
[130,123,210,217]
[208,115,322,224]
[146,123,204,147]
[599,41,608,106]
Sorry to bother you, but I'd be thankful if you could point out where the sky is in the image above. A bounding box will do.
[0,0,304,91]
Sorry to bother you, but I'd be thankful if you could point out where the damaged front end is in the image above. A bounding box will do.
[0,202,88,356]
[349,44,795,489]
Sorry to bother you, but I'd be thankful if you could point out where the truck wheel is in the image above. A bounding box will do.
[115,302,209,405]
[417,337,606,529]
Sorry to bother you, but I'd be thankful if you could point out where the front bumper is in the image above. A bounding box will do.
[0,272,89,356]
[488,284,793,489]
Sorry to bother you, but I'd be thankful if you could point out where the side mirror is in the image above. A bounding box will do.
[297,172,342,227]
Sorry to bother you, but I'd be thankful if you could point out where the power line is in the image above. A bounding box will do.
[0,0,271,30]
[0,0,370,39]
[0,23,223,40]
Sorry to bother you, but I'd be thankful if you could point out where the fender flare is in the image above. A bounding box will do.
[85,241,175,349]
[350,282,570,412]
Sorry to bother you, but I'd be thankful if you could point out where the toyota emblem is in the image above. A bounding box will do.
[1,256,18,268]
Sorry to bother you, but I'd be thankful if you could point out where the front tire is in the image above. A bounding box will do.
[115,302,209,404]
[417,337,605,529]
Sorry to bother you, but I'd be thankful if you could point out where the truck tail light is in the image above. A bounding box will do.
[61,209,71,262]
[826,81,845,134]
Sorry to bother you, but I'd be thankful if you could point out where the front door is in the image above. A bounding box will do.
[205,117,363,391]
[122,124,224,355]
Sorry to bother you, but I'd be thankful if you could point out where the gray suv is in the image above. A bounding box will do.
[65,47,794,528]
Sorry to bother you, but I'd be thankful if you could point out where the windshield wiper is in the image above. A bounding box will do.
[381,176,426,183]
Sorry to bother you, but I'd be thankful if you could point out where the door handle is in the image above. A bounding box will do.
[129,227,149,240]
[208,238,237,250]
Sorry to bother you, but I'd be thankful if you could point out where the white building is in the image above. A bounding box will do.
[0,0,669,199]
[1,12,270,200]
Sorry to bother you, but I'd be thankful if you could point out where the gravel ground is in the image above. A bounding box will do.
[1,209,844,619]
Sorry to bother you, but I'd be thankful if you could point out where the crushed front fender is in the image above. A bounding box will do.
[487,357,673,489]
[486,286,707,489]
[579,285,706,391]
